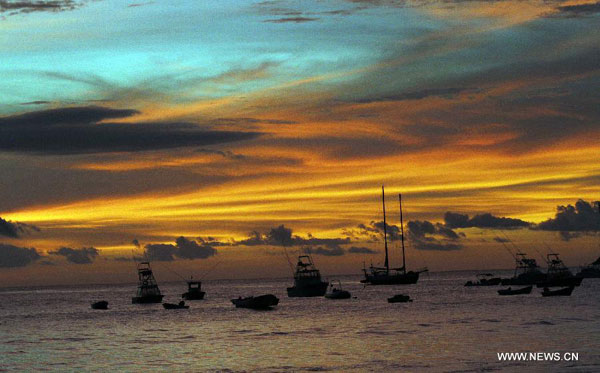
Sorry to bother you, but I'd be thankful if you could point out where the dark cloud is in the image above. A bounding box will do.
[144,236,218,261]
[0,106,260,155]
[551,1,600,17]
[196,148,246,160]
[263,16,319,23]
[347,246,377,254]
[0,0,82,15]
[0,243,41,267]
[0,217,40,238]
[49,246,99,264]
[20,100,52,105]
[351,87,470,104]
[537,200,600,232]
[444,212,531,229]
[407,220,463,251]
[343,220,402,242]
[302,245,345,256]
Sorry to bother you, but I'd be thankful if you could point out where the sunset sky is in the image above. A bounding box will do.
[1,0,599,286]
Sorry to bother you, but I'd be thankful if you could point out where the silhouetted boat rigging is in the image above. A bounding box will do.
[541,286,575,297]
[232,294,279,309]
[182,279,206,300]
[576,201,600,278]
[500,253,546,286]
[362,187,427,285]
[324,281,351,299]
[536,253,583,288]
[287,255,329,297]
[497,286,532,296]
[91,300,108,309]
[464,273,502,286]
[132,261,164,304]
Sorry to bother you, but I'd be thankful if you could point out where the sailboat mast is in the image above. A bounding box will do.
[399,193,406,274]
[382,185,389,272]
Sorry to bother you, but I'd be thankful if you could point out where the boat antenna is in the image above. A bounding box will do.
[399,193,406,274]
[281,240,296,275]
[197,259,221,281]
[382,185,389,273]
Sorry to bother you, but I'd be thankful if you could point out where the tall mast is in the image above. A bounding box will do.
[382,185,389,272]
[399,193,406,274]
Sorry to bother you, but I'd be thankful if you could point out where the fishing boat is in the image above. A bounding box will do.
[324,281,351,299]
[131,261,164,304]
[577,256,600,278]
[182,279,206,300]
[501,253,547,285]
[91,300,108,309]
[541,286,575,297]
[362,187,427,285]
[536,254,583,288]
[287,255,329,297]
[163,301,189,309]
[464,273,502,286]
[231,294,279,309]
[387,294,412,303]
[497,286,532,295]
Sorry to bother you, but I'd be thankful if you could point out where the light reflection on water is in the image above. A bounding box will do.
[1,271,598,372]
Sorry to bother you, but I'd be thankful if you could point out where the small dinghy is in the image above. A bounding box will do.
[324,281,351,299]
[497,286,532,296]
[541,286,574,297]
[387,294,412,303]
[231,294,279,309]
[163,301,189,309]
[91,300,108,310]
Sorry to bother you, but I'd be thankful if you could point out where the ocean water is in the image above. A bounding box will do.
[1,270,598,372]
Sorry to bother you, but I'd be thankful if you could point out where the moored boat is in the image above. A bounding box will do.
[465,273,502,286]
[231,294,279,309]
[497,286,532,296]
[541,286,575,297]
[536,254,583,288]
[163,301,189,309]
[387,294,412,303]
[577,257,600,278]
[182,279,206,300]
[362,188,427,285]
[287,255,329,297]
[132,261,164,304]
[501,253,546,286]
[91,300,108,309]
[324,281,351,299]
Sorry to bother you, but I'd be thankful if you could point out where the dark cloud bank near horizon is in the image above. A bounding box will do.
[49,246,99,264]
[0,106,260,155]
[0,217,40,238]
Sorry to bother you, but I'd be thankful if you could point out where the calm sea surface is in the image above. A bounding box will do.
[1,270,598,372]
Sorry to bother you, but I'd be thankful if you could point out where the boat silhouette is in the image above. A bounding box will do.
[287,255,329,297]
[497,286,532,295]
[362,187,427,285]
[132,261,164,304]
[232,294,279,309]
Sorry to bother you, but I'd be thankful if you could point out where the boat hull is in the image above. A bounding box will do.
[536,277,583,288]
[362,271,420,285]
[287,281,329,297]
[182,291,206,300]
[497,286,532,295]
[542,286,575,297]
[325,290,351,299]
[232,294,279,309]
[163,303,189,309]
[132,294,164,304]
[388,294,412,303]
[91,301,108,309]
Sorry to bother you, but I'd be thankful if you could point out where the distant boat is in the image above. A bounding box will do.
[132,261,164,304]
[231,294,279,309]
[163,301,189,309]
[387,294,412,303]
[91,300,108,309]
[465,273,502,286]
[536,254,583,288]
[577,256,600,278]
[324,281,351,299]
[501,253,547,286]
[362,187,427,285]
[497,286,532,296]
[541,286,575,297]
[182,279,206,300]
[287,255,329,297]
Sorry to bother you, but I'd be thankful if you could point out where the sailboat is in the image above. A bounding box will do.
[132,261,164,304]
[361,187,427,285]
